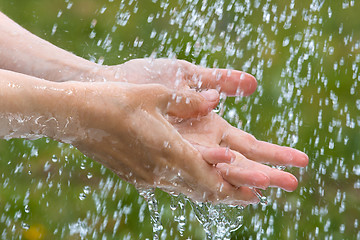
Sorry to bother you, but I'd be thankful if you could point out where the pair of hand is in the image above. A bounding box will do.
[0,11,308,206]
[68,58,308,206]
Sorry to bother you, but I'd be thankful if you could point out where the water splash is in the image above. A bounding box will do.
[251,188,268,206]
[170,194,187,237]
[1,0,360,239]
[138,189,163,240]
[190,201,244,240]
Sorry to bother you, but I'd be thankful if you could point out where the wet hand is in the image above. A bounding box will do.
[67,81,259,205]
[98,59,308,197]
[99,58,257,96]
[172,112,309,193]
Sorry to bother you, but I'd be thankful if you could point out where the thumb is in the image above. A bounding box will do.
[165,89,219,119]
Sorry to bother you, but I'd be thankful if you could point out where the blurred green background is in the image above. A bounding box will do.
[0,0,359,239]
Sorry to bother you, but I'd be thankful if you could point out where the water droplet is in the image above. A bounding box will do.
[79,193,87,200]
[66,1,73,9]
[163,141,170,148]
[83,186,91,195]
[51,24,57,36]
[21,222,30,230]
[147,14,154,23]
[51,155,58,162]
[24,205,30,213]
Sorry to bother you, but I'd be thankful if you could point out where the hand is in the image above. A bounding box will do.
[68,81,260,205]
[99,59,308,191]
[171,112,309,193]
[96,59,308,197]
[0,13,307,203]
[99,58,257,96]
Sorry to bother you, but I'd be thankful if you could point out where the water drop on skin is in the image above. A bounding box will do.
[240,73,245,80]
[226,69,232,77]
[219,183,224,192]
[163,141,169,148]
[175,95,182,103]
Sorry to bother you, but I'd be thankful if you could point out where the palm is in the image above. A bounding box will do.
[102,58,308,196]
[171,112,308,192]
[106,58,257,96]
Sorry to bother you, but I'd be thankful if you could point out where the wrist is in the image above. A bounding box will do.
[80,64,126,83]
[45,58,102,82]
[37,80,85,143]
[0,71,82,142]
[58,61,127,83]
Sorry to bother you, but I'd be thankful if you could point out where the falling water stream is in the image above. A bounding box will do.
[0,0,360,239]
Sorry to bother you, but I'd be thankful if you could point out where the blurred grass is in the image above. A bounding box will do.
[0,0,359,239]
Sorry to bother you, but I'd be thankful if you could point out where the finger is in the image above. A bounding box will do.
[222,126,309,167]
[173,144,259,206]
[230,154,299,192]
[186,64,257,96]
[194,145,235,165]
[219,182,260,206]
[165,89,219,119]
[217,163,270,190]
[269,170,298,192]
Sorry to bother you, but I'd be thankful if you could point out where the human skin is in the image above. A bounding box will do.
[0,12,308,204]
[0,70,259,205]
[98,59,308,191]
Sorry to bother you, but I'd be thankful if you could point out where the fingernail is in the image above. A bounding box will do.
[200,89,219,102]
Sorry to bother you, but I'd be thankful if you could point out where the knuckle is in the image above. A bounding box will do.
[245,132,257,143]
[244,133,258,156]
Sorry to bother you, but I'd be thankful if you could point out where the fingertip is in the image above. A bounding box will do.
[166,89,218,118]
[239,72,257,96]
[199,89,219,115]
[227,71,257,97]
[300,153,309,167]
[199,89,220,102]
[273,147,309,168]
[291,150,309,168]
[281,174,299,192]
[196,67,257,97]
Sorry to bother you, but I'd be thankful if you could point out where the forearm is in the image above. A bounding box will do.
[0,12,104,82]
[0,69,80,141]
